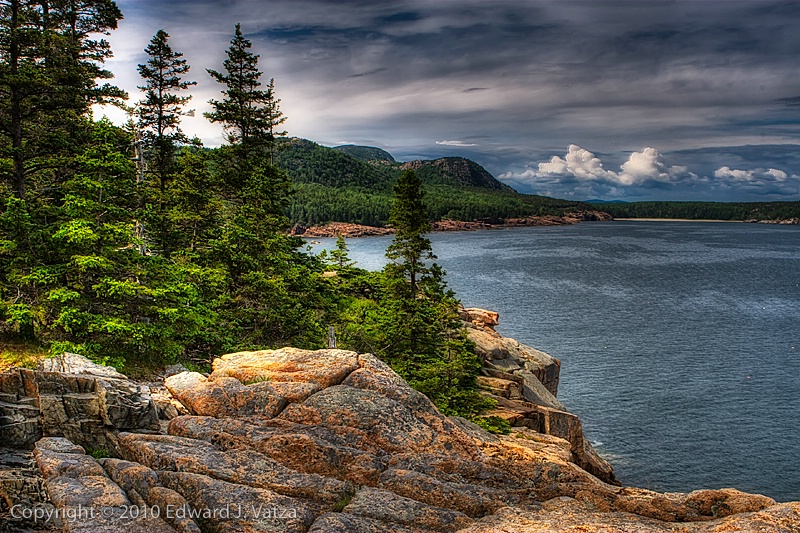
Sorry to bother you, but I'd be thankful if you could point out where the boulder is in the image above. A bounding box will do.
[210,347,360,388]
[308,512,419,533]
[38,352,126,379]
[33,438,178,532]
[158,471,316,533]
[378,468,507,517]
[118,432,353,503]
[164,372,287,418]
[466,328,560,396]
[256,432,386,486]
[0,368,41,448]
[278,385,475,457]
[681,488,776,518]
[459,308,499,330]
[1,355,158,453]
[17,347,795,533]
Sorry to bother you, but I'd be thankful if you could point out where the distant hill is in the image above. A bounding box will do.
[586,199,629,204]
[275,139,593,226]
[277,138,395,189]
[333,145,396,163]
[401,158,514,191]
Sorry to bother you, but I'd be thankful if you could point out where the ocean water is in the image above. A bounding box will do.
[308,221,800,501]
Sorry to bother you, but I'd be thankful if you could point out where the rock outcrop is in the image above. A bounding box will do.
[460,307,614,483]
[0,353,159,454]
[293,212,613,238]
[2,348,798,532]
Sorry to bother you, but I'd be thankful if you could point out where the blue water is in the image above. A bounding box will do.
[308,221,800,501]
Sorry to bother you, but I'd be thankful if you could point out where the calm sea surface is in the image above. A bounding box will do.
[309,221,800,501]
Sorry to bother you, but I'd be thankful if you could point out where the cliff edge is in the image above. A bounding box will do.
[2,343,799,532]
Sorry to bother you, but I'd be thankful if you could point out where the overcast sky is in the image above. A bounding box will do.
[98,0,800,201]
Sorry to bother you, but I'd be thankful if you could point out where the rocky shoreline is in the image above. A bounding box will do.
[2,313,799,532]
[291,211,614,238]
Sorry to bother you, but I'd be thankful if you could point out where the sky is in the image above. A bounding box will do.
[96,0,800,202]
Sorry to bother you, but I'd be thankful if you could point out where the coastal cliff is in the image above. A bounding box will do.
[2,330,799,532]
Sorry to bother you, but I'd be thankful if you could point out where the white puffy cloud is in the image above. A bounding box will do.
[502,145,696,186]
[714,166,789,182]
[535,144,616,181]
[618,147,694,185]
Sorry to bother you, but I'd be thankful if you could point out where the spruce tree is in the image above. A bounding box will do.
[205,23,285,159]
[0,0,124,200]
[329,234,355,270]
[1,0,123,341]
[136,29,195,258]
[376,169,491,417]
[386,170,434,299]
[203,24,323,350]
[136,29,195,192]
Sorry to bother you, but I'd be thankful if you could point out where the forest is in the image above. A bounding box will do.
[276,138,594,227]
[592,200,800,221]
[0,1,498,426]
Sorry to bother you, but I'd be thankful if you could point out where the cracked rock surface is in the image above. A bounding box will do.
[4,348,800,532]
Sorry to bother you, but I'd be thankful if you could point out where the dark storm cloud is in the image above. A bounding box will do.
[104,0,800,201]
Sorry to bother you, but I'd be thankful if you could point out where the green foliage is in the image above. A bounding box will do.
[330,235,355,270]
[0,0,125,200]
[275,140,593,226]
[331,487,356,513]
[332,145,396,162]
[205,23,286,158]
[597,200,800,221]
[0,9,500,423]
[137,29,195,188]
[474,415,512,435]
[88,448,109,459]
[333,171,491,418]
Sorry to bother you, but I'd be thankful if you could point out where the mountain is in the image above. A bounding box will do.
[275,139,592,226]
[276,138,396,189]
[332,144,396,163]
[400,157,514,191]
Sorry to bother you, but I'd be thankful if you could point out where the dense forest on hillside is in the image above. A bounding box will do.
[597,201,800,221]
[276,139,592,226]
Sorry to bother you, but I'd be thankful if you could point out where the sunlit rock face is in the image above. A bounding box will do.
[3,347,796,532]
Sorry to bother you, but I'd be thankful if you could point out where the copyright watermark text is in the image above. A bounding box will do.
[11,503,298,523]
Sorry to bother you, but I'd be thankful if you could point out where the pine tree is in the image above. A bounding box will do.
[205,23,285,159]
[202,24,324,350]
[136,29,195,192]
[1,0,123,341]
[374,169,491,417]
[0,0,124,200]
[136,29,195,258]
[386,170,434,300]
[329,234,355,270]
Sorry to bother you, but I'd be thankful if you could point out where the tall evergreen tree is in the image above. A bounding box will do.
[0,0,124,200]
[368,169,490,417]
[1,0,123,341]
[136,29,195,191]
[202,23,324,350]
[386,169,434,300]
[205,23,285,159]
[136,29,195,257]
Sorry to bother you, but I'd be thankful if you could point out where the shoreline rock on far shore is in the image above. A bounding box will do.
[291,211,613,238]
